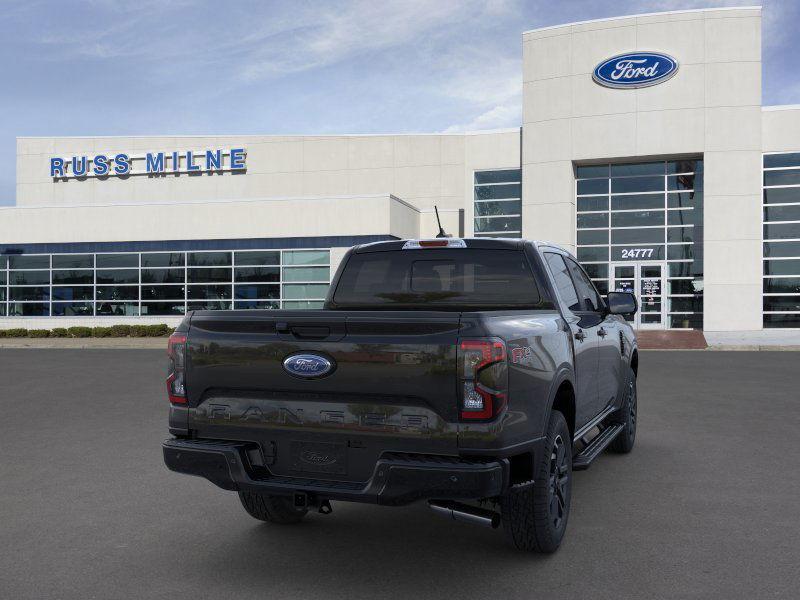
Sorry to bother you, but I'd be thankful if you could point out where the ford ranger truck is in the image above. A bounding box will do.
[163,238,639,553]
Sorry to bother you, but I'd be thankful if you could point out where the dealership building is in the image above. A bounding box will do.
[2,6,800,337]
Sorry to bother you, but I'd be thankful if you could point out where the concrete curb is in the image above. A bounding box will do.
[0,338,168,349]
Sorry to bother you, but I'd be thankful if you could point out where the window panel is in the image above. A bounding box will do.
[611,162,664,177]
[474,200,521,216]
[141,253,185,268]
[669,314,703,329]
[763,187,800,204]
[474,216,521,234]
[187,267,231,283]
[667,209,699,226]
[668,262,695,277]
[234,251,279,266]
[577,230,609,245]
[0,272,4,286]
[9,271,49,285]
[667,245,694,261]
[669,279,703,295]
[234,266,280,282]
[611,176,663,194]
[188,301,232,311]
[141,285,185,300]
[187,251,231,266]
[474,170,520,184]
[283,301,324,310]
[763,277,800,293]
[544,254,581,312]
[96,286,138,301]
[96,254,137,268]
[611,210,664,228]
[187,285,232,300]
[669,297,703,312]
[576,179,608,195]
[283,283,329,300]
[764,241,800,258]
[10,287,49,301]
[565,257,603,312]
[0,304,6,316]
[764,259,800,276]
[763,296,800,312]
[764,223,800,240]
[667,174,700,191]
[577,246,609,262]
[234,284,280,300]
[667,227,694,243]
[52,270,93,284]
[96,302,138,316]
[474,184,521,200]
[52,286,94,301]
[611,228,664,244]
[764,314,800,327]
[611,194,664,211]
[577,197,608,212]
[667,160,702,174]
[0,289,5,301]
[668,191,702,209]
[52,302,94,316]
[96,269,138,284]
[577,212,608,229]
[52,254,93,269]
[764,205,800,223]
[141,268,185,284]
[140,302,185,315]
[283,250,329,266]
[9,255,49,269]
[576,165,608,178]
[235,300,281,310]
[8,302,49,316]
[282,266,330,282]
[764,169,800,187]
[764,153,800,168]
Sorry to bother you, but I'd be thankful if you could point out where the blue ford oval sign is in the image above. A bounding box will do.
[283,353,335,379]
[593,52,678,89]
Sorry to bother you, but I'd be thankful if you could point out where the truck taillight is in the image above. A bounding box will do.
[166,332,187,404]
[458,339,507,420]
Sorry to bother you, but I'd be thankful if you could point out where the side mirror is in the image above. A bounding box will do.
[607,291,637,315]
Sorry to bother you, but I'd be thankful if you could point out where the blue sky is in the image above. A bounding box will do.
[1,0,798,206]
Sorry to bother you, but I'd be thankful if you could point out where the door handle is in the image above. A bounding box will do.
[574,329,586,341]
[598,327,608,338]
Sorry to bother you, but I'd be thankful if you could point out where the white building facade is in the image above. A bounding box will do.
[3,6,799,334]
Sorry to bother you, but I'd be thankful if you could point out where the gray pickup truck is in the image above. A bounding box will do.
[163,238,639,553]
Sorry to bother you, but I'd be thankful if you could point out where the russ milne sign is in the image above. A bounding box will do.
[50,148,246,179]
[593,52,678,89]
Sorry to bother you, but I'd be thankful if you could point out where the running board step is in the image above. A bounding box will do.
[572,424,624,471]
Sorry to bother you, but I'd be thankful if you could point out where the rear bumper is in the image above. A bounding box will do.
[163,438,507,506]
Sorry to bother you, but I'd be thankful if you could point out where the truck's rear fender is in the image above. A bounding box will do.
[457,311,571,454]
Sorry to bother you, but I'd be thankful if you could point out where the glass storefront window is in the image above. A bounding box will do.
[474,169,521,238]
[576,158,704,329]
[0,248,331,317]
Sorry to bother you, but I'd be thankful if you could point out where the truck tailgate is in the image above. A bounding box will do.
[185,310,461,483]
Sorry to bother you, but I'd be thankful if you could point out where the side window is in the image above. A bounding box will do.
[544,253,581,312]
[564,257,603,312]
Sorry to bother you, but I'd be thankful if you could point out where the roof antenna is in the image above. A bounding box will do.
[434,206,451,238]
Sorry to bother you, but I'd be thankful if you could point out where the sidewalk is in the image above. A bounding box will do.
[0,338,168,349]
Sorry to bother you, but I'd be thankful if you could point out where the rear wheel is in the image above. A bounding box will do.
[500,409,572,553]
[610,369,637,454]
[238,491,308,524]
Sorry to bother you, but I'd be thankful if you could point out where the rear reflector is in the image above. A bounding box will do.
[403,239,467,249]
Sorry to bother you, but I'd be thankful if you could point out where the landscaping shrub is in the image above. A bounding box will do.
[129,325,149,337]
[146,324,172,337]
[91,326,113,338]
[28,329,51,338]
[50,328,69,338]
[109,324,132,337]
[4,328,28,338]
[67,326,92,338]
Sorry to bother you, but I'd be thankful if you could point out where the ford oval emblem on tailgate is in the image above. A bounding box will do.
[282,353,335,379]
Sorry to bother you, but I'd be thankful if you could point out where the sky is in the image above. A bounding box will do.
[1,0,798,206]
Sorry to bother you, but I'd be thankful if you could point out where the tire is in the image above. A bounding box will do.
[238,491,308,524]
[500,409,572,553]
[610,368,637,454]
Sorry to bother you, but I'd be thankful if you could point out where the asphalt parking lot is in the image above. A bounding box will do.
[1,350,798,600]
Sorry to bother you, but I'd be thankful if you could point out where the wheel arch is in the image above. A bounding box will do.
[547,373,576,441]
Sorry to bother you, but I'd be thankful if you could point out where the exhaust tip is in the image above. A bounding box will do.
[428,500,501,529]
